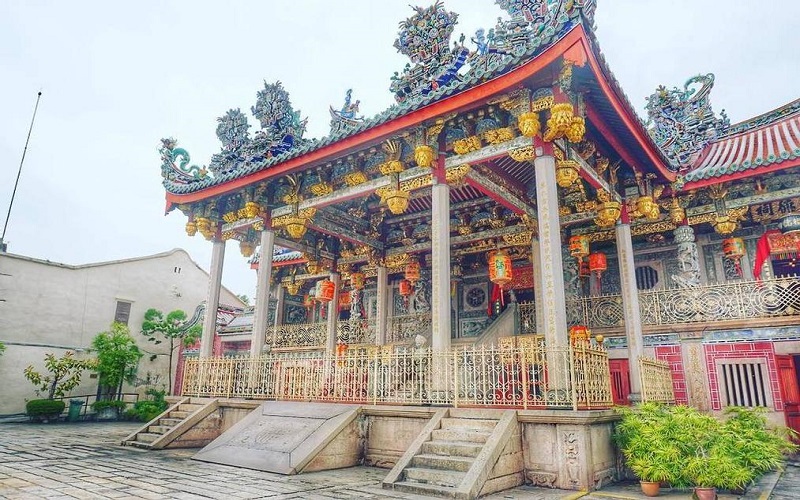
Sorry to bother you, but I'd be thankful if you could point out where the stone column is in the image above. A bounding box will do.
[274,284,285,328]
[616,222,643,399]
[376,266,388,345]
[250,229,275,357]
[431,182,451,352]
[200,238,226,358]
[533,155,568,348]
[672,225,700,288]
[530,237,545,334]
[326,272,340,354]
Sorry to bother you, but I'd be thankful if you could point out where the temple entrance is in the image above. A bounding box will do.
[776,354,800,440]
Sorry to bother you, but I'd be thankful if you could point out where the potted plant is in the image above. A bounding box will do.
[614,403,690,496]
[23,351,96,422]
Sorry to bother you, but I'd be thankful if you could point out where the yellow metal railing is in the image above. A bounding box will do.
[182,340,613,410]
[639,356,676,404]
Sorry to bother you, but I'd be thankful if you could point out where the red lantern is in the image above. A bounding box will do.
[722,237,746,277]
[569,325,591,344]
[488,250,513,288]
[722,238,745,259]
[339,291,351,310]
[405,259,421,284]
[336,343,348,357]
[588,252,607,274]
[317,279,336,303]
[399,279,414,297]
[569,235,590,260]
[350,271,365,290]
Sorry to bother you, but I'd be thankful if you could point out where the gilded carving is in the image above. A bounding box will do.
[483,127,516,145]
[344,171,368,186]
[310,182,333,196]
[509,146,536,162]
[445,164,471,186]
[502,231,533,246]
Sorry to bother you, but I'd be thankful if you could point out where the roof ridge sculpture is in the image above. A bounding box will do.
[719,98,800,138]
[159,1,596,195]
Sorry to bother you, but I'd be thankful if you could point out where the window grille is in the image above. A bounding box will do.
[114,301,132,325]
[715,357,773,408]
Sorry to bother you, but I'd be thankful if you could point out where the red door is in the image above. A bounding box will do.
[609,359,631,405]
[776,355,800,440]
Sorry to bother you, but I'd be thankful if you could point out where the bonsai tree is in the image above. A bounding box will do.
[141,308,201,394]
[23,351,96,421]
[91,322,143,401]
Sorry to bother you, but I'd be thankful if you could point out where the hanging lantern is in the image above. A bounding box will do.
[555,159,580,188]
[517,112,541,138]
[488,250,513,288]
[569,325,591,344]
[239,241,255,258]
[588,252,607,274]
[669,198,686,225]
[185,220,197,237]
[339,291,351,310]
[636,196,656,218]
[244,201,261,219]
[318,279,335,303]
[595,201,622,228]
[350,271,365,290]
[722,237,745,277]
[569,235,590,260]
[284,215,308,240]
[779,213,800,234]
[405,258,421,284]
[399,279,414,297]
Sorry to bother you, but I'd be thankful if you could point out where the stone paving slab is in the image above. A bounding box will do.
[0,422,795,499]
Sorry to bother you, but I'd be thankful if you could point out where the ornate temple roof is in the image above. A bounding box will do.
[684,99,800,186]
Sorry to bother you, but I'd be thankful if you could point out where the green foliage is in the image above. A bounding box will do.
[141,308,200,394]
[25,399,66,418]
[23,351,96,399]
[615,404,798,491]
[91,323,143,398]
[125,388,168,422]
[90,399,128,411]
[0,341,6,356]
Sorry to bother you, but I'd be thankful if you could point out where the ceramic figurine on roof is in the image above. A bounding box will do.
[329,89,364,135]
[251,80,309,157]
[645,73,730,171]
[208,109,252,175]
[390,1,469,103]
[159,138,207,185]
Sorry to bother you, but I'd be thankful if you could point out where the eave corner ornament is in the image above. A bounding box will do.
[159,138,207,185]
[645,73,730,171]
[329,88,365,135]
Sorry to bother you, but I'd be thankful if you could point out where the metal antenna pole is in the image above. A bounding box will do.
[1,91,42,251]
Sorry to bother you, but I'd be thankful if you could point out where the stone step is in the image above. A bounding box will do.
[159,418,183,427]
[431,428,491,444]
[124,440,152,450]
[421,440,483,458]
[387,480,460,498]
[169,410,189,419]
[178,403,203,412]
[448,408,505,420]
[403,467,465,488]
[411,454,473,472]
[147,425,171,434]
[440,417,497,431]
[135,433,160,444]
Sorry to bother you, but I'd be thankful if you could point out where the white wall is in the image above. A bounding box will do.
[0,249,243,414]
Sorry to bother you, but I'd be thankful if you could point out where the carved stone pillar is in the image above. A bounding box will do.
[533,154,568,348]
[672,224,701,288]
[376,266,388,345]
[200,238,226,358]
[616,223,643,399]
[326,272,340,354]
[530,237,545,334]
[431,182,451,352]
[250,228,275,357]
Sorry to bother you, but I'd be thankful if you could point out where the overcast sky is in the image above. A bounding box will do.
[1,0,798,301]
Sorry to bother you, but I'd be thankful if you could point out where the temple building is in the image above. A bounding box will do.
[153,0,799,495]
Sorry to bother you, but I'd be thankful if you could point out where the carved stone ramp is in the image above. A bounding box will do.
[192,401,362,474]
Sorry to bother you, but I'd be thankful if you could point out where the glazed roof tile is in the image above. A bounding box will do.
[685,99,800,183]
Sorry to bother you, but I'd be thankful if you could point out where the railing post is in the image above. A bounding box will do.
[521,345,529,410]
[569,343,578,411]
[452,348,459,408]
[372,348,379,405]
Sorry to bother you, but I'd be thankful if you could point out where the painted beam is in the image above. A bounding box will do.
[466,169,536,217]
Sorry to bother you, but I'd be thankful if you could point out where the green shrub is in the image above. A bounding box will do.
[126,389,168,422]
[26,399,66,418]
[90,399,128,412]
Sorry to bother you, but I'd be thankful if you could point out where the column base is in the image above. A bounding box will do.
[628,392,643,404]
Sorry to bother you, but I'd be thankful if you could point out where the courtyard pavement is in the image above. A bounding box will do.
[0,421,795,499]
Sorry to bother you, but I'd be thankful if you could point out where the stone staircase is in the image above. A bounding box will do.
[384,409,522,499]
[122,398,215,449]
